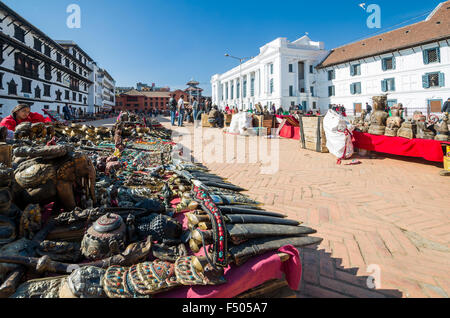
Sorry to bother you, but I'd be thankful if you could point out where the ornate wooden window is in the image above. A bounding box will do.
[34,38,42,52]
[35,85,41,99]
[43,84,51,97]
[55,89,62,101]
[21,78,32,93]
[0,40,4,65]
[44,45,51,57]
[14,25,25,42]
[8,79,18,95]
[45,64,52,81]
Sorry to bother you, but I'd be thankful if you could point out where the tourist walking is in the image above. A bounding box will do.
[63,104,71,121]
[169,94,177,125]
[192,98,199,122]
[177,95,185,127]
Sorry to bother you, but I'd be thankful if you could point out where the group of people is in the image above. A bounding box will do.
[62,104,86,121]
[168,95,212,127]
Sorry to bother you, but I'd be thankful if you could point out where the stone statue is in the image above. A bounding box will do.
[368,95,389,135]
[385,104,404,137]
[397,120,416,139]
[353,110,369,133]
[415,114,435,140]
[435,113,449,142]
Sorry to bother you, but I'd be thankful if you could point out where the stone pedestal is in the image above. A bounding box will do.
[384,127,399,137]
[397,121,415,139]
[368,125,386,136]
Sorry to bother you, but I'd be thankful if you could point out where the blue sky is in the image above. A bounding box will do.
[3,0,444,95]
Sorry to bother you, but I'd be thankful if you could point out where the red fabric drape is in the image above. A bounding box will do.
[279,125,300,140]
[353,131,444,162]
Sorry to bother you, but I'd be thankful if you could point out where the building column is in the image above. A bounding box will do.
[247,73,252,107]
[278,56,283,108]
[304,60,311,94]
[292,60,298,98]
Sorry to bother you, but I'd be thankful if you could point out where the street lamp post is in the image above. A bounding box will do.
[225,53,253,111]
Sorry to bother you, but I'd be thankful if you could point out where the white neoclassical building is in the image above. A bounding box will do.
[211,35,329,112]
[212,1,450,116]
[316,1,450,116]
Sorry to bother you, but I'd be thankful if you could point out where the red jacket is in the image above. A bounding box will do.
[0,113,52,131]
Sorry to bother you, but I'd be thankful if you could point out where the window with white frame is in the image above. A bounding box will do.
[289,85,293,97]
[350,82,361,95]
[328,85,335,97]
[423,48,440,64]
[382,57,396,71]
[289,64,293,73]
[350,64,361,76]
[270,79,274,94]
[270,64,273,75]
[328,70,335,81]
[423,72,444,88]
[381,78,396,92]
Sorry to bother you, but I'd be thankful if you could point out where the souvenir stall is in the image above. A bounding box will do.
[351,96,449,163]
[0,116,321,298]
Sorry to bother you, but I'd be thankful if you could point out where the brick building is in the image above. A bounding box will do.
[115,90,171,113]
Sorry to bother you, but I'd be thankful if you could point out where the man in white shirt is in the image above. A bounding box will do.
[177,95,185,127]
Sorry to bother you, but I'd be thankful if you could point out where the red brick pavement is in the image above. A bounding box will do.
[164,119,450,298]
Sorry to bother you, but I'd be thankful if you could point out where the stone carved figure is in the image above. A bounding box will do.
[13,149,96,211]
[385,104,404,137]
[435,113,449,141]
[368,95,389,135]
[354,110,369,133]
[415,114,435,140]
[397,120,416,139]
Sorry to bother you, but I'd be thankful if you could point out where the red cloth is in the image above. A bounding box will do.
[158,211,302,298]
[353,131,444,162]
[0,113,52,131]
[279,125,300,140]
[278,245,302,290]
[157,249,297,298]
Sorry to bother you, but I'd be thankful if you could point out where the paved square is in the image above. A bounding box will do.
[165,118,450,298]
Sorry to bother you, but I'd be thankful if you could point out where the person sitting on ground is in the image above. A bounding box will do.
[0,104,52,138]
